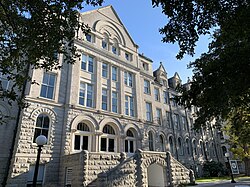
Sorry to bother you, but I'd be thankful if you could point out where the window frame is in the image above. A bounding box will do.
[146,102,153,122]
[79,82,94,108]
[81,54,94,73]
[40,72,56,100]
[154,87,160,101]
[102,62,109,78]
[144,79,151,94]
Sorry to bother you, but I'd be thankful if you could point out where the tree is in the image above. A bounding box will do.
[152,0,250,175]
[0,0,103,105]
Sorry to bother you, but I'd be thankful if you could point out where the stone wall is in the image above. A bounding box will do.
[60,150,194,187]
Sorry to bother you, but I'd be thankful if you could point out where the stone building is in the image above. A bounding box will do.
[0,5,224,187]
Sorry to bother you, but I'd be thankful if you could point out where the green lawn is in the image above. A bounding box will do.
[196,175,250,183]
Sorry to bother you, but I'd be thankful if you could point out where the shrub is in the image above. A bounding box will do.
[202,161,227,177]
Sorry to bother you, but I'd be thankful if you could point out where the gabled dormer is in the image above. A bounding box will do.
[168,72,182,89]
[153,62,168,87]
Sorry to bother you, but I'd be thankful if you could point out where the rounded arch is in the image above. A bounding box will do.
[30,107,57,124]
[71,114,98,132]
[143,156,167,168]
[124,123,142,139]
[94,20,125,45]
[99,117,122,135]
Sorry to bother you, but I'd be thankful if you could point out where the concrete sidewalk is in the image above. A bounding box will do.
[189,177,250,187]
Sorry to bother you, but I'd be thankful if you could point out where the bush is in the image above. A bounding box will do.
[202,161,227,177]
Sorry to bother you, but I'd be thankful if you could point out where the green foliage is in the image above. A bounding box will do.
[224,105,250,160]
[203,161,227,177]
[0,0,104,105]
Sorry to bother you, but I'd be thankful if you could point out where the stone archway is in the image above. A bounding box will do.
[147,163,165,187]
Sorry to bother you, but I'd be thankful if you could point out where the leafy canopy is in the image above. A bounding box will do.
[0,0,103,105]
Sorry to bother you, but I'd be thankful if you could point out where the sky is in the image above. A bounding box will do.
[82,0,211,83]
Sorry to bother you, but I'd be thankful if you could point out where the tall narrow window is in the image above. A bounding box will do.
[169,136,174,154]
[102,88,108,110]
[112,39,119,55]
[174,114,180,130]
[79,82,93,107]
[102,33,109,50]
[125,95,134,117]
[101,125,116,152]
[160,135,165,152]
[40,72,56,99]
[112,91,118,113]
[125,129,135,153]
[144,80,150,94]
[102,62,108,78]
[124,71,133,87]
[166,112,171,128]
[0,72,9,90]
[200,141,204,156]
[178,138,184,155]
[81,54,94,73]
[154,88,160,101]
[146,102,152,122]
[33,114,50,143]
[182,116,187,131]
[193,140,197,155]
[186,139,190,155]
[156,108,162,125]
[163,91,169,104]
[112,66,118,81]
[148,131,154,151]
[74,122,90,151]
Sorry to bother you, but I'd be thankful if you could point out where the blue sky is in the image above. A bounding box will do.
[82,0,211,83]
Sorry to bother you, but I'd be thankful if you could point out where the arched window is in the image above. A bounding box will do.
[33,114,50,143]
[101,124,116,152]
[125,129,136,153]
[102,33,109,50]
[74,122,91,152]
[169,136,174,154]
[193,140,197,155]
[205,142,210,156]
[186,138,190,155]
[112,38,119,55]
[211,143,216,156]
[178,137,183,155]
[200,141,204,156]
[148,131,154,151]
[160,135,165,152]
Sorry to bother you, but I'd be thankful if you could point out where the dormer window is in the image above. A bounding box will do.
[125,52,132,61]
[142,62,149,71]
[85,33,93,42]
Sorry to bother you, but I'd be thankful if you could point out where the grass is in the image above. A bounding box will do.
[196,175,250,183]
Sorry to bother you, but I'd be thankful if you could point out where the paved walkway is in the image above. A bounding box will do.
[189,177,250,187]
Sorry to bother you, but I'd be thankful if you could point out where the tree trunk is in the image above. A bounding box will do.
[243,157,250,176]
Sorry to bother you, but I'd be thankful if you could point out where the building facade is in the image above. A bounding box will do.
[0,6,224,187]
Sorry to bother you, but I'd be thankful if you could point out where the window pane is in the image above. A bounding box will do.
[74,135,80,150]
[112,66,117,81]
[130,141,134,153]
[33,129,41,143]
[101,138,107,151]
[47,87,54,99]
[125,140,128,152]
[88,56,94,73]
[82,136,88,150]
[40,85,47,98]
[42,73,49,84]
[48,74,55,86]
[81,54,87,70]
[108,138,115,152]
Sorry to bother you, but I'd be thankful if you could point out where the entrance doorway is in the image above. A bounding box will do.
[147,163,165,187]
